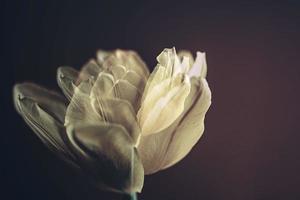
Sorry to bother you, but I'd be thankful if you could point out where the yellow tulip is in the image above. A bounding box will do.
[13,47,211,194]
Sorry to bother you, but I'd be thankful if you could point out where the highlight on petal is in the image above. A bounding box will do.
[137,77,198,174]
[57,66,78,100]
[13,83,77,166]
[137,78,211,174]
[138,76,191,135]
[96,49,111,64]
[188,52,207,78]
[65,80,101,127]
[156,48,177,77]
[138,48,192,136]
[141,48,189,104]
[140,65,167,104]
[67,123,144,193]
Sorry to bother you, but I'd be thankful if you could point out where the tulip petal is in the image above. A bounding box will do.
[137,126,174,174]
[138,48,197,136]
[66,74,141,143]
[90,72,115,98]
[96,49,111,64]
[65,80,101,127]
[77,60,102,84]
[121,70,146,93]
[160,78,211,169]
[139,78,191,135]
[57,66,78,100]
[137,78,211,174]
[91,72,142,112]
[178,50,194,67]
[137,79,195,173]
[103,49,149,80]
[139,65,167,104]
[67,123,144,193]
[140,48,184,105]
[111,79,142,112]
[106,64,146,93]
[13,83,77,166]
[138,72,191,136]
[156,48,176,71]
[90,97,141,144]
[188,52,207,78]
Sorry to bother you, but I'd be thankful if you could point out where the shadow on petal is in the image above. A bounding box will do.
[67,123,144,193]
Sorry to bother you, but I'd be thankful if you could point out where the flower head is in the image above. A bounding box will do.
[13,47,211,193]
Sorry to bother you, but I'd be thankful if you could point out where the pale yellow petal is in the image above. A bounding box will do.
[156,48,174,70]
[111,80,142,112]
[65,80,101,127]
[137,76,171,127]
[137,121,178,174]
[96,49,111,64]
[188,52,207,78]
[77,59,102,84]
[91,72,142,112]
[13,83,77,166]
[90,97,141,143]
[103,49,149,80]
[90,72,115,100]
[57,66,78,100]
[140,77,191,135]
[139,65,167,104]
[140,48,181,104]
[137,78,211,174]
[178,50,194,66]
[106,64,146,93]
[67,122,144,193]
[201,53,208,78]
[138,48,195,135]
[181,56,191,74]
[160,78,211,169]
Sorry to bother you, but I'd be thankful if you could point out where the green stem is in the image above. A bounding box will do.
[122,193,137,200]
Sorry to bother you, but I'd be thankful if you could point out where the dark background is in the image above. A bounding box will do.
[2,1,300,200]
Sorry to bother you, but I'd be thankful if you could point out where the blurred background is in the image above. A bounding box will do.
[2,0,300,199]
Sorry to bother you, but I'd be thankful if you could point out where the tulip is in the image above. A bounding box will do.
[13,48,211,198]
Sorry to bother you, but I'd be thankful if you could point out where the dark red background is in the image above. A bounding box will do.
[2,1,300,199]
